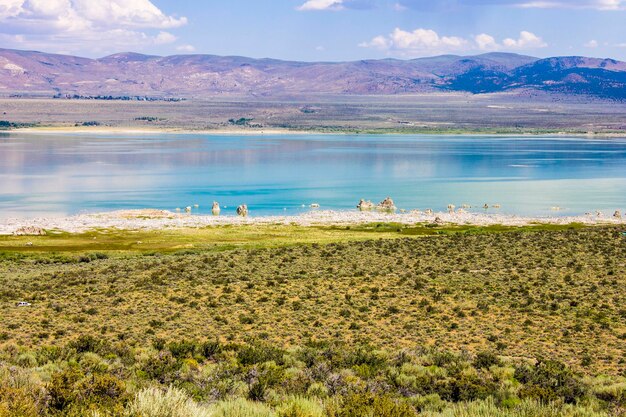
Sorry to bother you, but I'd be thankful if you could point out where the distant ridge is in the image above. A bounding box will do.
[1,48,625,99]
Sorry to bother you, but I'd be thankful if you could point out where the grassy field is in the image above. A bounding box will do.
[0,223,581,254]
[1,224,625,416]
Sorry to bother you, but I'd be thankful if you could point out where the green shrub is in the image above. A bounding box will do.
[16,353,38,368]
[126,386,212,417]
[70,335,106,354]
[593,382,626,406]
[167,340,198,359]
[200,340,221,359]
[0,366,45,417]
[141,351,180,383]
[473,351,502,369]
[48,365,85,411]
[325,393,417,417]
[209,398,274,417]
[77,373,127,408]
[306,382,329,398]
[277,396,324,417]
[0,385,41,417]
[237,343,284,366]
[418,398,610,417]
[514,360,586,404]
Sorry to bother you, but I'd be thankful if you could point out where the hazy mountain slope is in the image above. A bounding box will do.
[509,58,626,98]
[1,48,625,98]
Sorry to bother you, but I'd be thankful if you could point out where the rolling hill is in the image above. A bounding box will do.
[1,48,625,99]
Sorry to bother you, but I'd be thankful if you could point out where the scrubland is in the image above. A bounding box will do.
[2,94,626,134]
[1,224,626,416]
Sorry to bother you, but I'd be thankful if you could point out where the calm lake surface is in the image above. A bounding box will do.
[1,132,626,218]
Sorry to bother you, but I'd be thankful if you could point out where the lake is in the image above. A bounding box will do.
[1,132,626,218]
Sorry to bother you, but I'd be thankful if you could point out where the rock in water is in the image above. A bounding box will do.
[212,201,221,215]
[357,199,374,211]
[237,205,248,217]
[377,197,397,211]
[13,226,46,236]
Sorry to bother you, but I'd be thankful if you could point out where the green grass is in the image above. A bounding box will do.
[0,222,587,256]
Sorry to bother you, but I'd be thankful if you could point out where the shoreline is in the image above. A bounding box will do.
[1,209,624,235]
[9,126,626,138]
[10,126,315,136]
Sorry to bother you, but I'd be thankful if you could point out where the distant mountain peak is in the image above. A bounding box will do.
[99,52,160,62]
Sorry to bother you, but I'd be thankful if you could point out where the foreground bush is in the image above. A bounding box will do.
[420,398,610,417]
[0,337,624,416]
[126,386,213,417]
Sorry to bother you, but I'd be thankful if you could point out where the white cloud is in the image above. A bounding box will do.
[360,28,547,56]
[392,2,408,11]
[154,31,176,45]
[516,0,625,9]
[395,0,626,11]
[359,28,468,55]
[475,33,499,51]
[0,0,187,55]
[297,0,344,11]
[0,1,23,20]
[502,31,547,49]
[361,35,391,49]
[176,44,196,53]
[584,40,599,48]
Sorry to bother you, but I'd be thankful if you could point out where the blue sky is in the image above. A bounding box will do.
[0,0,625,60]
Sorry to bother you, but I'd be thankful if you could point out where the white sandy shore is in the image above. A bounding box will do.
[0,209,624,235]
[12,126,626,138]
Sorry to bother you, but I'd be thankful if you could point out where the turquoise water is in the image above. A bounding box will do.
[1,133,625,218]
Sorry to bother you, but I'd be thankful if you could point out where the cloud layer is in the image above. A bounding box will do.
[297,0,375,10]
[297,0,345,10]
[515,0,625,9]
[0,0,189,54]
[360,28,547,56]
[302,0,626,10]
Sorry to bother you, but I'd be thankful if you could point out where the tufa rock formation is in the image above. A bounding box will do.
[357,199,375,211]
[13,226,46,236]
[377,197,397,211]
[237,205,248,217]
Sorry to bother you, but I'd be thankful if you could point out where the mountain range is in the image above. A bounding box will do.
[1,48,626,99]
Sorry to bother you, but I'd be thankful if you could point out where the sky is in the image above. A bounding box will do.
[0,0,626,61]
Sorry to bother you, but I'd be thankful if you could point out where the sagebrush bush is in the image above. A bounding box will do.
[276,396,324,417]
[125,386,212,417]
[208,398,274,417]
[419,398,610,417]
[325,393,417,417]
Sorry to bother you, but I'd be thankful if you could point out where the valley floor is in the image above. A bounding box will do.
[2,94,626,135]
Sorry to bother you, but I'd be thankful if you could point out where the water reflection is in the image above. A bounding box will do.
[0,133,625,218]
